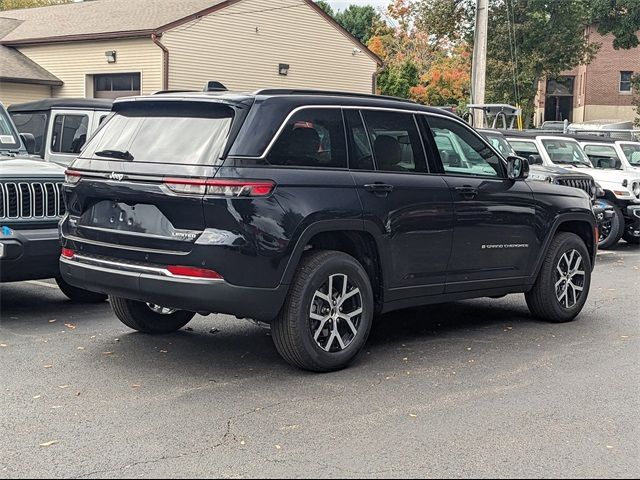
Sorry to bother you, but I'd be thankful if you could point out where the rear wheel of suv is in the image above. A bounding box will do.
[525,232,592,323]
[272,250,374,372]
[55,277,107,303]
[110,296,195,334]
[598,201,624,249]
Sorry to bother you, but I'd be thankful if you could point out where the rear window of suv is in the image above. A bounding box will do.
[81,102,234,165]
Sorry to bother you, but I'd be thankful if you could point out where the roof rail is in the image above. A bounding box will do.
[252,88,417,104]
[153,90,198,95]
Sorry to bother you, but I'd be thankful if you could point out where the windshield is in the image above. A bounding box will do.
[81,102,234,165]
[541,139,592,166]
[0,106,21,151]
[621,143,640,166]
[485,134,515,157]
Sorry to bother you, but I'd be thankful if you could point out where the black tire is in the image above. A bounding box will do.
[526,232,592,323]
[598,201,624,249]
[622,231,640,245]
[110,296,195,334]
[55,277,107,303]
[272,250,374,372]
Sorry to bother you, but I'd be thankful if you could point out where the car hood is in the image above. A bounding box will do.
[0,154,65,178]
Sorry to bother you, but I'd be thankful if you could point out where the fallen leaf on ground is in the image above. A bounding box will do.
[33,395,42,399]
[64,324,76,330]
[44,365,53,369]
[48,320,57,324]
[209,328,220,335]
[409,414,418,418]
[160,350,168,354]
[185,327,194,332]
[77,347,85,351]
[58,385,69,389]
[275,445,282,450]
[39,441,58,448]
[102,352,114,356]
[0,344,7,348]
[240,440,246,445]
[75,392,81,397]
[132,385,141,389]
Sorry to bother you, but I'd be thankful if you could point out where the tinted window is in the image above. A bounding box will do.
[344,110,374,170]
[428,116,502,177]
[362,110,426,173]
[10,113,46,155]
[267,109,347,168]
[584,145,621,169]
[621,143,640,165]
[51,114,89,154]
[82,102,234,165]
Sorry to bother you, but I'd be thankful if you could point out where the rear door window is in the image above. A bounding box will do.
[82,102,234,165]
[266,108,347,168]
[361,110,427,173]
[52,114,89,154]
[344,109,374,170]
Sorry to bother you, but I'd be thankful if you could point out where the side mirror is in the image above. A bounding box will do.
[528,154,543,165]
[507,156,530,181]
[596,183,606,198]
[20,133,36,155]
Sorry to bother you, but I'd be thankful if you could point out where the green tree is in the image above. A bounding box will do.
[0,0,70,10]
[334,5,384,44]
[314,1,335,17]
[377,59,420,98]
[485,0,599,125]
[591,0,640,49]
[632,74,640,127]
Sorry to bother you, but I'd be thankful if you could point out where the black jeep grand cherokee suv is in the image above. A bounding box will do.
[60,90,597,372]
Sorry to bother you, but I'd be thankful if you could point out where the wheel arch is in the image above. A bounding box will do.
[532,213,597,281]
[280,220,387,310]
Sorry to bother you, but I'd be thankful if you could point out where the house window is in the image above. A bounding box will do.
[620,71,633,93]
[93,73,141,99]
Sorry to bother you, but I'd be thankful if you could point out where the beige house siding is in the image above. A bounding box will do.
[0,82,51,106]
[16,38,163,98]
[163,0,378,94]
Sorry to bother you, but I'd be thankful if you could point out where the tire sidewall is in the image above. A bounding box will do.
[295,255,374,371]
[598,201,624,249]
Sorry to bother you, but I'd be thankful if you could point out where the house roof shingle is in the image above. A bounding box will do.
[0,45,62,85]
[0,0,230,45]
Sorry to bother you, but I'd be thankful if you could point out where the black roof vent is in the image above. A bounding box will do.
[204,81,228,92]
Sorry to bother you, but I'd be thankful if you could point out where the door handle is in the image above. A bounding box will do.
[454,186,479,199]
[364,184,395,196]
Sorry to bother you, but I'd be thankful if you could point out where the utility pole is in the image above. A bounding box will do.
[471,0,489,128]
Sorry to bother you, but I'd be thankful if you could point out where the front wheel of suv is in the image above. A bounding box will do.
[598,201,624,249]
[525,232,592,323]
[110,296,195,334]
[272,250,374,372]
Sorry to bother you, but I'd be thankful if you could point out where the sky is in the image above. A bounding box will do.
[327,0,389,11]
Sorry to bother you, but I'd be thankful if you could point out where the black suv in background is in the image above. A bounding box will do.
[60,90,597,371]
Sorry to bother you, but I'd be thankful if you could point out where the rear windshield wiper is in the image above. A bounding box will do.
[95,149,135,161]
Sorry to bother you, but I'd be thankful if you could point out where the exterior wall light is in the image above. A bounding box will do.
[278,64,290,76]
[105,51,117,64]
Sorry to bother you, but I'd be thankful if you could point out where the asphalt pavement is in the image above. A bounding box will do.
[1,243,639,478]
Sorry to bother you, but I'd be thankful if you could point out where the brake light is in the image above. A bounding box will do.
[64,170,82,185]
[163,178,275,197]
[167,265,223,280]
[61,248,75,259]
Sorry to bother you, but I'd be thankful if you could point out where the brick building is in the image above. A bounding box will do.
[535,26,640,126]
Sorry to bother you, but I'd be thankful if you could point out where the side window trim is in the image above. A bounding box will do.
[412,114,431,174]
[50,112,90,156]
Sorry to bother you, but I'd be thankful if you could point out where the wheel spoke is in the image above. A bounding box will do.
[339,288,361,305]
[570,281,584,292]
[335,331,346,350]
[344,317,358,336]
[310,312,327,322]
[327,275,334,300]
[555,278,565,290]
[314,290,331,304]
[341,275,349,298]
[345,307,363,319]
[324,331,337,352]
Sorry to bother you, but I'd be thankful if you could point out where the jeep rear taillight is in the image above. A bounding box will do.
[163,178,275,197]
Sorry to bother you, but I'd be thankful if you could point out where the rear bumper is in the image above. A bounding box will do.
[0,227,61,282]
[59,256,287,322]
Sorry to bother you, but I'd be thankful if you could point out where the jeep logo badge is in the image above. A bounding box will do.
[109,172,124,181]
